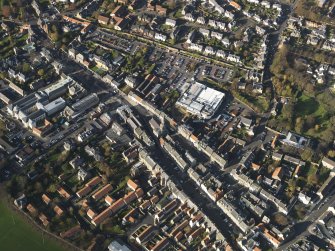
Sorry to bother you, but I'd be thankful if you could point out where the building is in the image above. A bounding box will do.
[125,76,139,88]
[176,82,225,119]
[94,55,109,70]
[38,97,66,116]
[108,240,132,251]
[98,14,110,25]
[135,225,156,245]
[317,172,335,199]
[63,93,99,119]
[42,77,72,100]
[322,157,335,170]
[165,18,176,27]
[14,194,27,209]
[282,132,309,148]
[78,167,90,181]
[92,184,113,201]
[272,167,283,180]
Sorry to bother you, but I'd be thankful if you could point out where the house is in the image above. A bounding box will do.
[272,152,283,162]
[322,157,335,170]
[93,55,109,70]
[272,167,283,180]
[86,176,102,187]
[114,17,130,31]
[316,172,335,199]
[58,187,71,200]
[125,76,139,88]
[227,54,241,63]
[298,192,311,205]
[39,213,49,226]
[91,207,113,226]
[252,83,263,94]
[230,1,241,10]
[92,184,113,201]
[27,204,37,215]
[54,205,64,216]
[154,33,167,42]
[204,46,215,55]
[127,179,139,191]
[165,18,176,27]
[110,198,126,214]
[105,195,115,206]
[258,223,282,248]
[208,19,217,28]
[199,28,210,37]
[78,167,90,181]
[85,145,103,161]
[238,81,246,90]
[76,185,92,198]
[240,117,253,129]
[14,194,27,209]
[70,155,84,169]
[216,50,226,58]
[151,237,169,251]
[87,209,97,219]
[98,14,110,25]
[110,5,127,18]
[108,240,132,251]
[155,5,167,16]
[189,43,203,52]
[42,194,51,205]
[196,16,206,25]
[135,225,156,245]
[282,132,309,148]
[211,31,223,40]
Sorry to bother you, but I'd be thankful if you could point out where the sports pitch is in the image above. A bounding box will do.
[0,200,68,251]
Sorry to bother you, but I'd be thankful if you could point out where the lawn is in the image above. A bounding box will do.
[0,200,68,251]
[295,94,320,116]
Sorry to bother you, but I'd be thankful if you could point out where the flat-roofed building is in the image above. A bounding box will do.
[176,82,225,119]
[42,77,72,100]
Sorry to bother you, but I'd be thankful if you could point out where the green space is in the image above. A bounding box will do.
[295,94,325,118]
[0,199,68,251]
[233,91,270,113]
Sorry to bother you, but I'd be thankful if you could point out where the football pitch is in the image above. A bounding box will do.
[0,200,68,251]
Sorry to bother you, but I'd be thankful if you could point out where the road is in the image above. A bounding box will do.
[278,191,335,250]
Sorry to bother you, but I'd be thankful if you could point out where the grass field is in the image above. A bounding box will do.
[0,199,68,251]
[295,94,326,117]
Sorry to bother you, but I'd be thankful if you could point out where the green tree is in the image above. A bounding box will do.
[22,62,30,73]
[37,69,45,76]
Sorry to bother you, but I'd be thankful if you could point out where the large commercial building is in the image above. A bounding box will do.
[176,82,225,119]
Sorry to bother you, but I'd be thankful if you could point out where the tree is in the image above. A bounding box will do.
[328,150,335,158]
[34,182,44,194]
[22,62,30,73]
[301,148,313,162]
[2,6,11,18]
[16,176,28,191]
[307,173,319,185]
[37,69,45,77]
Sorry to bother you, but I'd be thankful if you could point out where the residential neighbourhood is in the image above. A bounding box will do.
[0,0,335,251]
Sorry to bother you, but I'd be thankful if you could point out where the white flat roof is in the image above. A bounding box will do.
[176,82,225,119]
